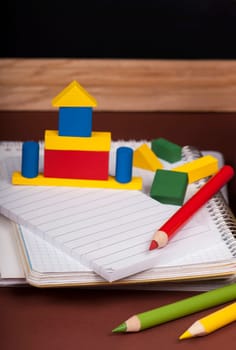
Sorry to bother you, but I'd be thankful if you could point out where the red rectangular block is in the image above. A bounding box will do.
[44,149,109,180]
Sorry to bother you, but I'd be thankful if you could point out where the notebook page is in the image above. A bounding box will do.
[0,156,234,282]
[19,223,234,280]
[0,215,25,278]
[18,225,90,273]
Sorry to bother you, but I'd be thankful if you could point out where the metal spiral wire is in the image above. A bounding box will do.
[182,145,236,256]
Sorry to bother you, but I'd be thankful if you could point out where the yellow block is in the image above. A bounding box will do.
[44,130,111,151]
[172,155,218,183]
[133,144,163,171]
[52,80,97,107]
[12,172,143,190]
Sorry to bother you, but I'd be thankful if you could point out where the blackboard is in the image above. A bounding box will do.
[3,0,236,58]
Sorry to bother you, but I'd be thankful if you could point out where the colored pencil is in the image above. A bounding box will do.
[179,302,236,339]
[149,165,234,250]
[112,283,236,333]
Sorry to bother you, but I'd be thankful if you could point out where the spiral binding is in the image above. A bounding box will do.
[182,145,236,257]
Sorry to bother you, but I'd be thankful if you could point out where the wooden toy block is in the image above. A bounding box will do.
[133,143,163,171]
[52,80,97,107]
[150,169,188,205]
[58,107,92,137]
[172,155,218,183]
[44,149,109,180]
[151,137,182,163]
[21,141,39,178]
[115,147,133,183]
[12,172,143,190]
[44,130,111,151]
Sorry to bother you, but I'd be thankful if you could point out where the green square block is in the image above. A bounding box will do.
[151,137,182,163]
[150,169,188,205]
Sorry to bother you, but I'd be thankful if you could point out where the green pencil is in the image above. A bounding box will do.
[112,283,236,333]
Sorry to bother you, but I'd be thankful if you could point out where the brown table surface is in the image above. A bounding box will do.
[1,111,236,350]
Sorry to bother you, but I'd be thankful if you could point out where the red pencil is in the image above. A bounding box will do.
[149,165,234,251]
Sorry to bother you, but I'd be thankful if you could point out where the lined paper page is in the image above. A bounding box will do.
[1,155,232,281]
[19,224,234,277]
[17,224,236,288]
[18,225,91,273]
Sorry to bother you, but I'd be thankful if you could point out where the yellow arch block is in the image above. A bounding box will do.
[133,144,163,171]
[172,155,218,183]
[52,80,97,107]
[44,130,111,151]
[12,172,143,190]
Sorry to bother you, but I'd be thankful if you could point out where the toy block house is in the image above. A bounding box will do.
[12,81,142,190]
[44,81,110,180]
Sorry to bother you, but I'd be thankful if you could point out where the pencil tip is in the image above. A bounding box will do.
[179,330,192,340]
[112,323,127,333]
[149,240,158,250]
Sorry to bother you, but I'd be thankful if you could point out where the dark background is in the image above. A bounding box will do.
[2,0,236,58]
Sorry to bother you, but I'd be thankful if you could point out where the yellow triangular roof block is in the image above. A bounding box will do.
[52,80,97,107]
[133,144,163,171]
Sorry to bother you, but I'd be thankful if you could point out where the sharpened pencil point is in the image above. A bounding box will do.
[112,322,127,333]
[179,330,192,340]
[149,240,158,250]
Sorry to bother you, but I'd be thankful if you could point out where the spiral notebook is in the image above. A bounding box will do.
[0,143,236,284]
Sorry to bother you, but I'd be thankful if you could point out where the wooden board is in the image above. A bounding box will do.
[1,59,236,111]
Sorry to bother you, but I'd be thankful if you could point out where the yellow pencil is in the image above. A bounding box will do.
[179,302,236,339]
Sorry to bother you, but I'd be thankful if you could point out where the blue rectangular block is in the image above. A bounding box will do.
[58,107,92,137]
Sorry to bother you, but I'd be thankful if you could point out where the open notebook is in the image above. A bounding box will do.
[0,144,236,283]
